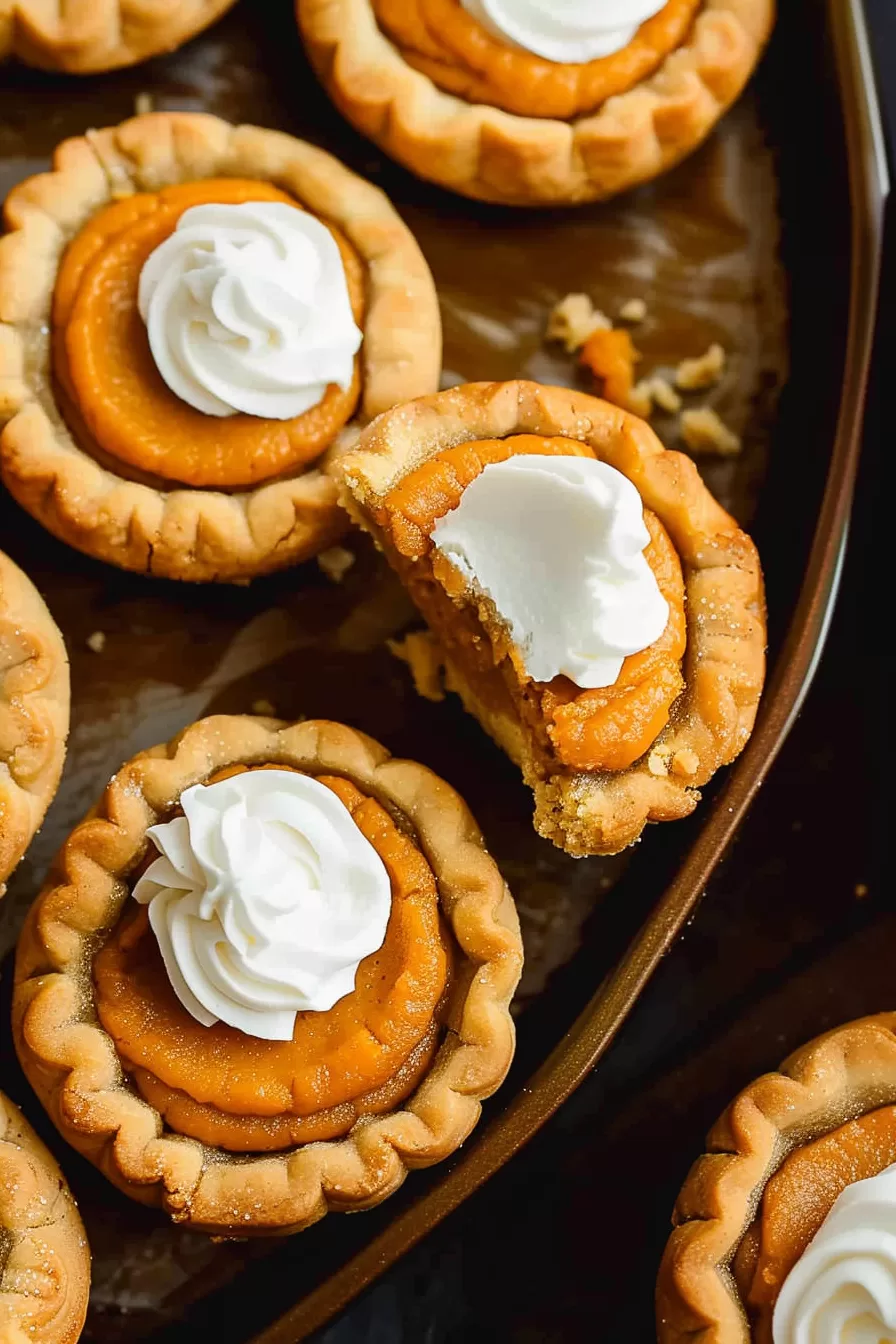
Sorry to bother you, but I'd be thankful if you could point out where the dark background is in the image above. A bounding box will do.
[312,6,893,1340]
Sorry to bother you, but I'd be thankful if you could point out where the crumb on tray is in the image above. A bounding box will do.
[619,298,647,324]
[680,407,742,457]
[251,698,277,717]
[317,546,355,583]
[135,93,154,116]
[388,631,445,703]
[675,343,726,392]
[86,630,106,653]
[546,293,611,353]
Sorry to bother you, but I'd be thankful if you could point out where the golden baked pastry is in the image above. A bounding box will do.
[0,550,69,898]
[657,1014,896,1342]
[0,0,237,73]
[338,380,765,857]
[0,1089,90,1344]
[297,0,775,206]
[14,715,523,1235]
[0,112,441,582]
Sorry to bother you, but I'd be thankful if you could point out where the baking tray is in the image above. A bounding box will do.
[0,0,885,1339]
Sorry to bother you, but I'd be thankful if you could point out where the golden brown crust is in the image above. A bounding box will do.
[0,0,237,74]
[656,1013,896,1342]
[296,0,775,206]
[0,1090,90,1344]
[0,550,69,899]
[339,381,766,856]
[13,715,523,1236]
[0,113,441,583]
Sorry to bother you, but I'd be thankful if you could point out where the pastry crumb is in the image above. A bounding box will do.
[854,883,869,899]
[671,748,700,777]
[619,298,647,323]
[251,698,276,717]
[388,631,445,703]
[629,375,682,419]
[86,630,106,654]
[675,343,726,392]
[680,407,741,457]
[647,376,682,414]
[580,327,641,412]
[316,546,355,583]
[546,293,611,353]
[135,93,154,116]
[647,750,669,777]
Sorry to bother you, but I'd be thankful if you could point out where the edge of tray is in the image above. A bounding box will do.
[253,1,887,1337]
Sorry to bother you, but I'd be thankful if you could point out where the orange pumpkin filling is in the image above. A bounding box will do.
[374,434,687,774]
[53,179,365,490]
[94,771,452,1153]
[372,0,703,120]
[732,1105,896,1343]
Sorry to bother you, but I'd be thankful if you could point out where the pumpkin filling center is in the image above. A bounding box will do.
[94,770,452,1153]
[373,433,687,774]
[53,179,365,490]
[732,1105,896,1343]
[371,0,702,120]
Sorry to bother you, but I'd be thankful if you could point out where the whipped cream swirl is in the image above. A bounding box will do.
[431,454,669,690]
[773,1161,896,1343]
[461,0,667,64]
[132,770,392,1041]
[138,201,362,420]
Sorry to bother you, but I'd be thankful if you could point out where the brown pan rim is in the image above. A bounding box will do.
[254,0,888,1336]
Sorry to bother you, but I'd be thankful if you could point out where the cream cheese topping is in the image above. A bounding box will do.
[138,201,362,420]
[132,770,392,1041]
[773,1160,896,1343]
[431,453,669,689]
[460,0,667,64]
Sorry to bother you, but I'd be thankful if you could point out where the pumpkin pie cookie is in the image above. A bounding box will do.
[0,550,69,899]
[0,1089,90,1344]
[297,0,774,205]
[0,113,441,582]
[13,715,523,1235]
[0,0,237,73]
[338,381,765,856]
[657,1013,896,1342]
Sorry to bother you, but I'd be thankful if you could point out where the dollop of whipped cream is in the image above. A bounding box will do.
[773,1161,896,1343]
[132,770,392,1041]
[431,454,669,689]
[137,201,362,419]
[461,0,666,64]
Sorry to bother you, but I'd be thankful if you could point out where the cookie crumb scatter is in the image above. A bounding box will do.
[680,407,742,457]
[546,293,611,353]
[317,546,355,583]
[135,93,154,116]
[388,631,445,703]
[675,342,726,391]
[251,699,276,717]
[86,631,106,653]
[619,298,647,323]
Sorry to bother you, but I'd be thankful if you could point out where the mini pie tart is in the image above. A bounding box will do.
[296,0,775,206]
[657,1013,896,1342]
[13,715,523,1235]
[338,380,766,857]
[0,1090,90,1344]
[0,112,441,583]
[0,0,236,73]
[0,550,69,899]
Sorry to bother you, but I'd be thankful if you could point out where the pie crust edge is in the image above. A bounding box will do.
[0,112,442,583]
[338,380,766,856]
[0,549,69,898]
[13,714,524,1235]
[0,1088,90,1344]
[0,0,237,74]
[296,0,775,206]
[655,1012,896,1342]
